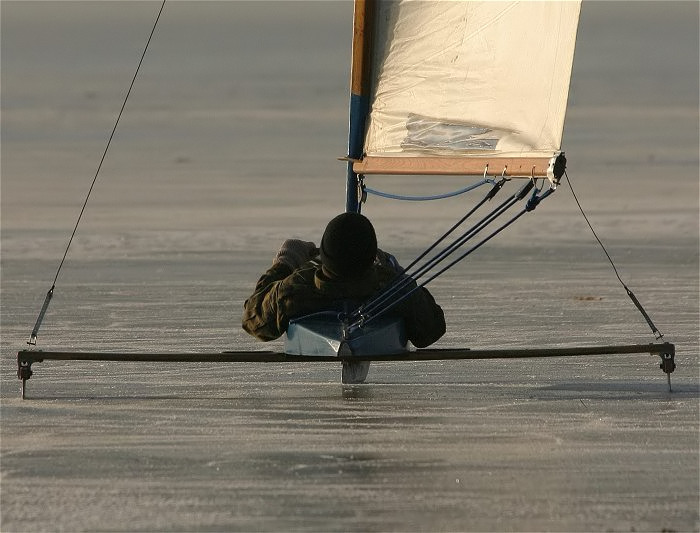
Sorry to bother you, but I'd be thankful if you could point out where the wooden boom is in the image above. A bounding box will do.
[354,156,555,178]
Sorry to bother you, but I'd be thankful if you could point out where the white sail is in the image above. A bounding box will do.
[356,0,581,176]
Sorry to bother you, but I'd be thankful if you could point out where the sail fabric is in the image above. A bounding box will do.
[363,1,581,161]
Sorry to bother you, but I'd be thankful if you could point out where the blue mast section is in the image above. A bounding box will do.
[346,93,369,214]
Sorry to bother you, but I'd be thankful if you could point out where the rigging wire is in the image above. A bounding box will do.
[27,0,167,346]
[358,179,526,320]
[348,181,550,333]
[399,178,507,275]
[351,170,665,342]
[564,170,664,340]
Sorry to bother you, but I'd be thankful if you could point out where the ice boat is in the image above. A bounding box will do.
[17,1,675,398]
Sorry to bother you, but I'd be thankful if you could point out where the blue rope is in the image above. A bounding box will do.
[364,178,496,202]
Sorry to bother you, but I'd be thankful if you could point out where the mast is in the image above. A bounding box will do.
[345,0,375,213]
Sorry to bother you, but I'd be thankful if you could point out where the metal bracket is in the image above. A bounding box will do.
[17,358,34,400]
[357,175,367,205]
[658,349,676,392]
[546,152,567,187]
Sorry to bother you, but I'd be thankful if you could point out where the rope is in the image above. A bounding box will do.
[358,180,532,320]
[363,178,496,201]
[360,199,537,328]
[399,178,507,275]
[564,170,664,339]
[28,0,167,346]
[348,181,552,333]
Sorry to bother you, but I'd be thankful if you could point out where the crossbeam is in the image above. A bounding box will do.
[17,343,675,399]
[353,156,555,178]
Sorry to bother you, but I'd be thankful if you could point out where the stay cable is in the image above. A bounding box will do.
[565,170,664,340]
[28,0,167,346]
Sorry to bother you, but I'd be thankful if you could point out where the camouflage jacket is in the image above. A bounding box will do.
[242,251,445,348]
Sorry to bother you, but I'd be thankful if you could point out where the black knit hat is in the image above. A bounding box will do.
[320,212,377,278]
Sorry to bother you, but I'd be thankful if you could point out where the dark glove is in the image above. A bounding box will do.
[273,239,318,270]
